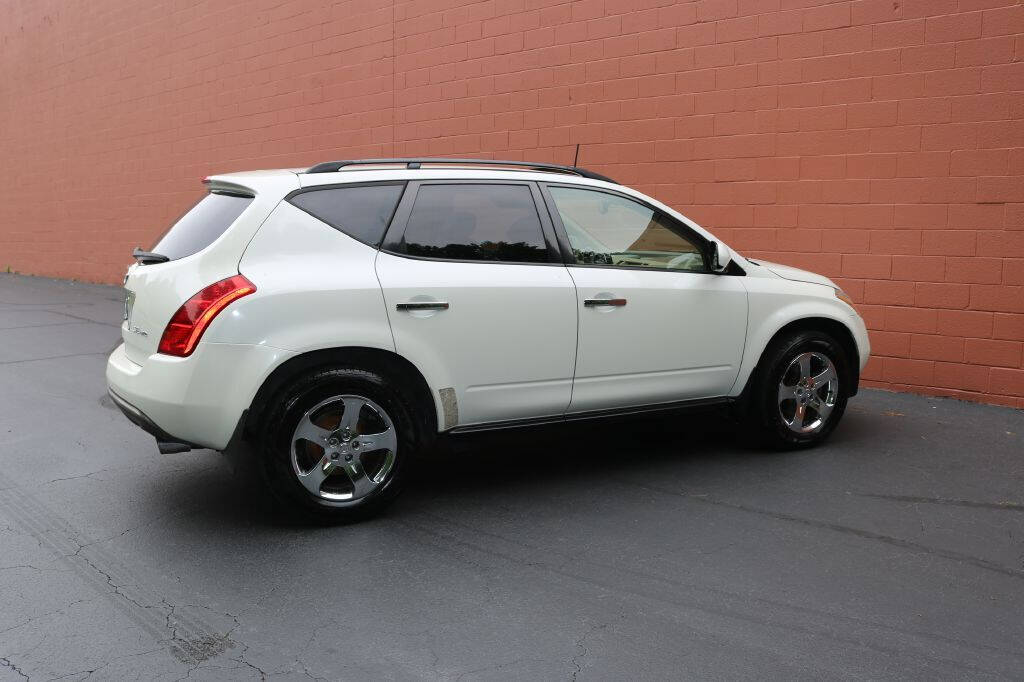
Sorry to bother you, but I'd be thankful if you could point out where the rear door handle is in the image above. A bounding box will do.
[584,298,627,307]
[396,301,450,311]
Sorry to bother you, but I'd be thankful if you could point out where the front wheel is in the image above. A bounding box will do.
[746,330,850,449]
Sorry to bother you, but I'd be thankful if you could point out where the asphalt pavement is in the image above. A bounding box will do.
[1,273,1022,681]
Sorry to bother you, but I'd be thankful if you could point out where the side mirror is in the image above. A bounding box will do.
[710,241,732,273]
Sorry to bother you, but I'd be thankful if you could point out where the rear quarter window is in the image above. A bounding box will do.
[151,192,253,261]
[289,183,405,246]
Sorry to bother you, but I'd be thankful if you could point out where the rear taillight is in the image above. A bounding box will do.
[157,275,255,357]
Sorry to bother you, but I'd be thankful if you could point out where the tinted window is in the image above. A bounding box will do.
[290,184,404,246]
[548,186,706,272]
[401,185,549,263]
[151,192,252,261]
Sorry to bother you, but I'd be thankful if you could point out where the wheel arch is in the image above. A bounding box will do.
[735,315,861,414]
[770,317,860,392]
[243,346,439,442]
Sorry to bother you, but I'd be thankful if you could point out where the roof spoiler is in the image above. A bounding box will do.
[202,176,256,197]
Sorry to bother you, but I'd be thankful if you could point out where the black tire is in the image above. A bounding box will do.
[744,329,851,449]
[258,367,422,523]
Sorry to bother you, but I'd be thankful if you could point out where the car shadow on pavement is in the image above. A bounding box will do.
[424,410,745,487]
[155,404,875,530]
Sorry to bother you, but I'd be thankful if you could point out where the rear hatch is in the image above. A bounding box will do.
[121,187,257,365]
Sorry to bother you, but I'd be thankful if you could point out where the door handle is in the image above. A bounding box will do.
[396,301,450,311]
[584,298,627,307]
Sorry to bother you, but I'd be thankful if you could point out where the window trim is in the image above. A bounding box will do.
[380,179,565,266]
[539,182,716,275]
[284,180,408,248]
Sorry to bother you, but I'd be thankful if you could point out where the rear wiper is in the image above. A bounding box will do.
[132,248,169,264]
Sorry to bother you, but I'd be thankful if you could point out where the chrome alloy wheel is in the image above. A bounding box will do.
[291,394,398,504]
[777,351,839,435]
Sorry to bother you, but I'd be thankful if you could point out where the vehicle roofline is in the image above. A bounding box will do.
[304,158,617,183]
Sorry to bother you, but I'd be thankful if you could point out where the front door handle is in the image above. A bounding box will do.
[397,301,450,311]
[584,298,627,307]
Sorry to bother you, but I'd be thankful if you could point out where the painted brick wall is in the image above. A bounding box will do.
[1,0,1023,405]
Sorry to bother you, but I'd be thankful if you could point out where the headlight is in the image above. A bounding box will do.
[834,288,855,307]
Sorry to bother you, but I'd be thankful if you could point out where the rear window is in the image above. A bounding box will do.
[151,192,252,261]
[289,183,405,246]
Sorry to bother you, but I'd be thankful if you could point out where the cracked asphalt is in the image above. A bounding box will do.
[1,272,1023,680]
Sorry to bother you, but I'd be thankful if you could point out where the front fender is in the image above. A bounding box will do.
[731,280,868,397]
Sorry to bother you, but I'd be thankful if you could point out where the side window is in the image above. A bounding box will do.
[400,184,550,263]
[290,183,405,246]
[548,186,707,273]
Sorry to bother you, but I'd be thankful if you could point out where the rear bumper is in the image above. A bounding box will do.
[107,389,196,453]
[106,341,295,450]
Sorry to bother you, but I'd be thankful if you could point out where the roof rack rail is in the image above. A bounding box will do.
[304,158,617,184]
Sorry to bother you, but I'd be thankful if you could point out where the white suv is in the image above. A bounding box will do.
[108,158,869,521]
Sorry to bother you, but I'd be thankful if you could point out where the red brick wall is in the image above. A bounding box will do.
[1,0,1022,405]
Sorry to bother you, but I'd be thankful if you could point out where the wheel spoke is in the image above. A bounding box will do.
[296,454,332,496]
[343,458,374,499]
[811,365,836,387]
[338,398,365,432]
[373,450,396,483]
[354,427,397,454]
[294,416,331,446]
[797,354,812,381]
[811,396,833,422]
[792,402,806,428]
[778,384,798,404]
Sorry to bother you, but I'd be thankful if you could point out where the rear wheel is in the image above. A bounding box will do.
[259,367,420,522]
[746,330,850,449]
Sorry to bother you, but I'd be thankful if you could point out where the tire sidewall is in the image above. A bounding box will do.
[757,331,850,448]
[260,368,418,520]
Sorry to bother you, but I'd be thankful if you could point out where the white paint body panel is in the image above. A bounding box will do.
[107,341,295,449]
[224,201,396,355]
[375,252,578,425]
[107,165,870,452]
[568,267,748,412]
[755,260,838,288]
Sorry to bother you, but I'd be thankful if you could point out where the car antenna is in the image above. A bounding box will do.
[573,143,580,169]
